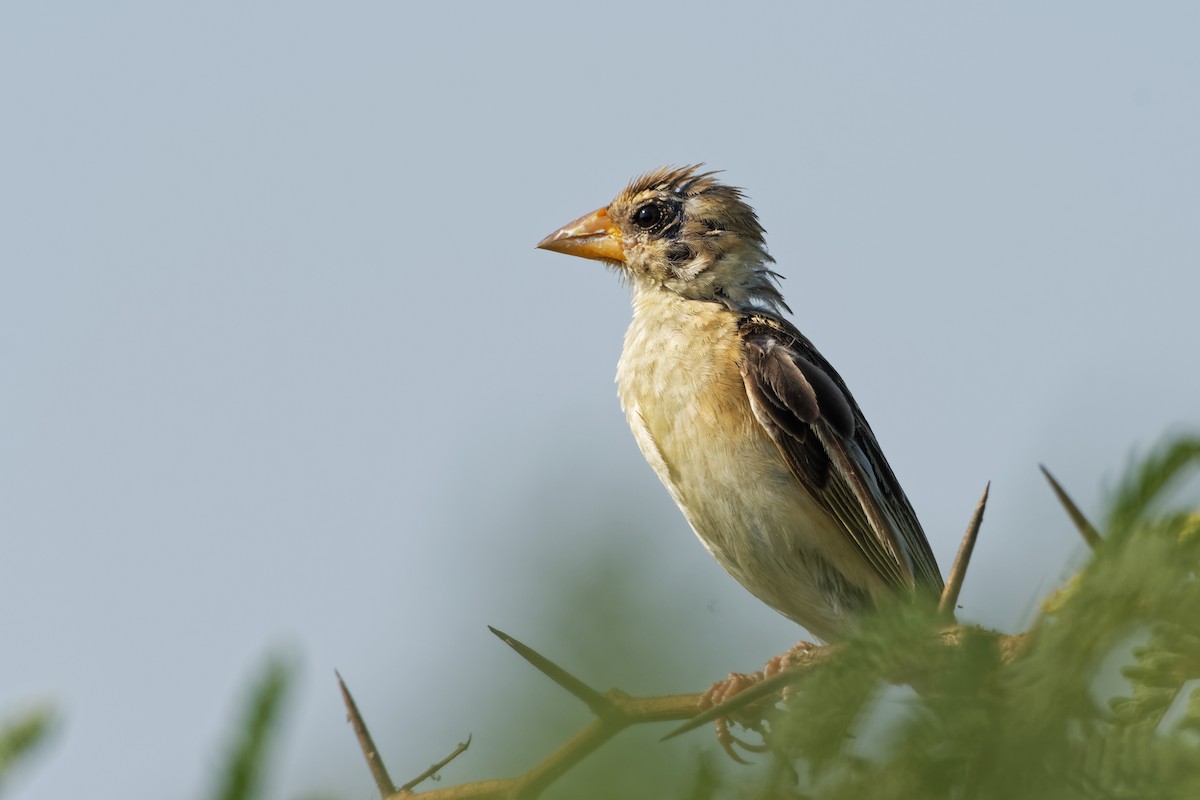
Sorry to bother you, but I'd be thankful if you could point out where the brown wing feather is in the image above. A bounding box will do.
[738,313,943,595]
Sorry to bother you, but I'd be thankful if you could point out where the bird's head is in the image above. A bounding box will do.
[537,166,787,313]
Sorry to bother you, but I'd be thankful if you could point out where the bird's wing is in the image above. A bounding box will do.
[737,313,943,594]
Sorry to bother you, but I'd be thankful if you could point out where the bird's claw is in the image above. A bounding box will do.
[699,642,817,762]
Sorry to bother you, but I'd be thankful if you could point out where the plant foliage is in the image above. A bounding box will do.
[741,436,1200,799]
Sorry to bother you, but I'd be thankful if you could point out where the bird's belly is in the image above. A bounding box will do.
[643,402,867,639]
[617,312,876,640]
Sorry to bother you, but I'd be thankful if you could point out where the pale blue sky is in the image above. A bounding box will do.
[3,3,1199,798]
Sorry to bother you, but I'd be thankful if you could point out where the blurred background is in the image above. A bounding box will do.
[3,2,1199,797]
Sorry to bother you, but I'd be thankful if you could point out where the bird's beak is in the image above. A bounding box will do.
[536,207,626,264]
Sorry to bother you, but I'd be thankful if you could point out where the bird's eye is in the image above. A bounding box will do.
[632,203,664,230]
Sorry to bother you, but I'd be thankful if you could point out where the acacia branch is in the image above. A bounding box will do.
[341,484,1025,796]
[341,631,703,800]
[342,625,1024,799]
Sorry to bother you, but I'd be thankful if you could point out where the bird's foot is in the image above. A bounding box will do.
[699,641,816,762]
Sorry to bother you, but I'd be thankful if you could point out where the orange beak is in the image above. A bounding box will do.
[536,207,625,264]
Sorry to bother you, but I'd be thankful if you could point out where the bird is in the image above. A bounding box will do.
[536,165,942,645]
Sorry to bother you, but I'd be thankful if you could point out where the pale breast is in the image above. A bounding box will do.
[615,292,877,640]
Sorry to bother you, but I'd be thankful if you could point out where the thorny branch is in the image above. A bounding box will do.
[339,470,1093,799]
[338,648,703,800]
[340,626,1025,799]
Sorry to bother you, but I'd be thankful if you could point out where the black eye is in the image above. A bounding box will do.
[632,203,664,230]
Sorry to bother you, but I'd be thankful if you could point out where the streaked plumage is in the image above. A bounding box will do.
[537,166,941,642]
